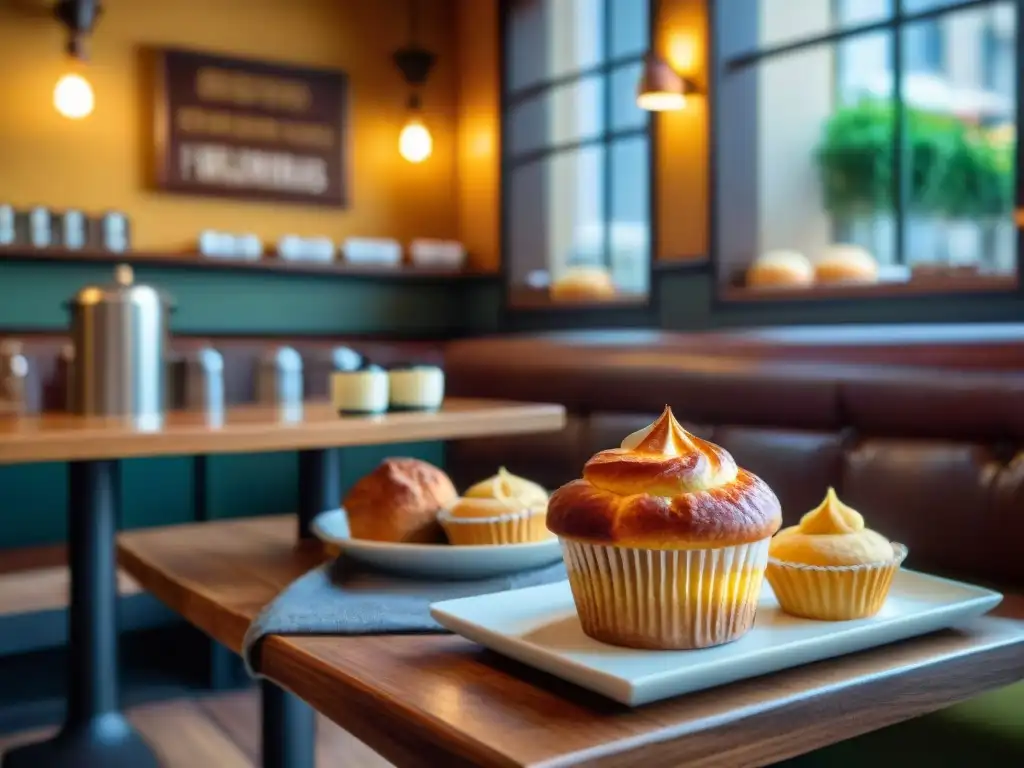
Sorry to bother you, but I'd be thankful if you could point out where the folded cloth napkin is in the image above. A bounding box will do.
[242,556,567,677]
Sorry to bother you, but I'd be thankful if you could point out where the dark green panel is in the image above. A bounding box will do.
[120,457,193,530]
[0,262,466,336]
[205,452,299,519]
[0,463,67,548]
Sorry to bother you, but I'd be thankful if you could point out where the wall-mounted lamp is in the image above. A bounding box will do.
[636,54,700,112]
[53,0,101,120]
[394,0,436,163]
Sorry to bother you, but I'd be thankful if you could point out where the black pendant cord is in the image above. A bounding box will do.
[407,0,420,45]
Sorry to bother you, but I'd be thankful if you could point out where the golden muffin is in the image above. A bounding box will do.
[438,496,550,546]
[766,488,907,621]
[439,467,551,545]
[550,267,617,302]
[547,406,782,650]
[343,458,457,543]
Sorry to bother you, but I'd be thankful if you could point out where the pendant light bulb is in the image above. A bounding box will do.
[54,72,94,119]
[399,115,432,163]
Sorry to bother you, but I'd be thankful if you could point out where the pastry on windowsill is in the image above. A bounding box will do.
[766,487,907,621]
[549,266,617,302]
[814,244,879,285]
[746,249,815,289]
[546,406,782,650]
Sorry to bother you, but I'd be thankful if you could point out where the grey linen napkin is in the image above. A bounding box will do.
[242,556,567,677]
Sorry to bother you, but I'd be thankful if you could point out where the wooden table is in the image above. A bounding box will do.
[0,398,565,768]
[118,517,1024,768]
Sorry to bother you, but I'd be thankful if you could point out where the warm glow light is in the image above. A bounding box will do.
[54,73,94,119]
[637,91,687,112]
[399,117,433,163]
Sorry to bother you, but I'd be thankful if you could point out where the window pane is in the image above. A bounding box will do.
[507,147,606,292]
[716,32,896,286]
[610,0,648,58]
[721,0,891,54]
[610,137,651,294]
[610,62,648,132]
[900,3,1016,272]
[506,0,605,92]
[507,77,604,156]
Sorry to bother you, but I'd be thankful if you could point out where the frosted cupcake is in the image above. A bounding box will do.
[766,488,907,621]
[547,406,782,650]
[439,468,550,546]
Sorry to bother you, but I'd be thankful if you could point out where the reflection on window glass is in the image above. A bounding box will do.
[609,0,649,58]
[610,62,648,131]
[507,78,604,155]
[507,148,605,287]
[751,0,891,49]
[716,1,1017,291]
[506,0,605,92]
[610,137,651,294]
[503,0,652,306]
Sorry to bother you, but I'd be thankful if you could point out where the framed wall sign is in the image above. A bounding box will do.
[152,47,349,207]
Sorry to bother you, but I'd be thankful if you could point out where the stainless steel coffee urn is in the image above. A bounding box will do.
[67,264,171,417]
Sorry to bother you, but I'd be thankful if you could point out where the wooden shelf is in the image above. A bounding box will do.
[0,543,140,617]
[0,246,496,281]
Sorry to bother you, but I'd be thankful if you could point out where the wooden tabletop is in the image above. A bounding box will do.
[117,517,1024,768]
[0,398,565,464]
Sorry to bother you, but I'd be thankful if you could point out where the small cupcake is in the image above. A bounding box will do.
[438,496,550,546]
[464,466,548,508]
[547,406,782,650]
[388,364,445,411]
[766,488,907,621]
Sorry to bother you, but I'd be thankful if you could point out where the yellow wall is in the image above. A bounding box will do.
[655,0,709,262]
[455,0,501,272]
[0,0,460,252]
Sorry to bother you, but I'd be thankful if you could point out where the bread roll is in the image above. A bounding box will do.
[550,267,617,301]
[814,244,879,284]
[343,458,457,543]
[746,250,815,289]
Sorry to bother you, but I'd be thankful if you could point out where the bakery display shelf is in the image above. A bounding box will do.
[0,246,496,281]
[720,273,1019,303]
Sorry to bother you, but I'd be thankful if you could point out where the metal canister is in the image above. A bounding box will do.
[0,340,30,415]
[256,346,304,407]
[66,264,171,417]
[170,347,224,412]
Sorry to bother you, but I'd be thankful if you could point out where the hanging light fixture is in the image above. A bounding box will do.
[636,54,700,112]
[393,0,436,163]
[53,0,101,119]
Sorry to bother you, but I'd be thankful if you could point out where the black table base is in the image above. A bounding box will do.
[255,447,338,768]
[1,460,158,768]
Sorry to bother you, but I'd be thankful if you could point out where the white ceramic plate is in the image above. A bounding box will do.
[311,509,563,580]
[430,570,1002,705]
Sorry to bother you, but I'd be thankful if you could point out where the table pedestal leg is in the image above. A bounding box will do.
[297,448,340,540]
[261,680,316,768]
[2,461,158,768]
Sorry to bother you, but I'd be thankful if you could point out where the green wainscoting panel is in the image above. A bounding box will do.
[204,452,299,520]
[0,261,469,336]
[0,463,68,548]
[120,457,194,530]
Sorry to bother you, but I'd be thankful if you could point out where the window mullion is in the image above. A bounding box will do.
[893,0,907,267]
[602,0,613,270]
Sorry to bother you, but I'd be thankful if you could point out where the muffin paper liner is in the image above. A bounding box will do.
[765,543,909,621]
[559,538,771,650]
[438,507,551,545]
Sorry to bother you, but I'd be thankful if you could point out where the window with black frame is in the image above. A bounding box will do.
[712,0,1019,296]
[502,0,652,307]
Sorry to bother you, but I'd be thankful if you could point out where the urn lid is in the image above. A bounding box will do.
[67,265,174,310]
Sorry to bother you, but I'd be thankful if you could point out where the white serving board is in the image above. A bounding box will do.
[430,570,1002,705]
[311,509,562,580]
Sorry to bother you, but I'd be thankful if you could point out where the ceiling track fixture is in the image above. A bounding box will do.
[394,0,436,162]
[55,0,103,61]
